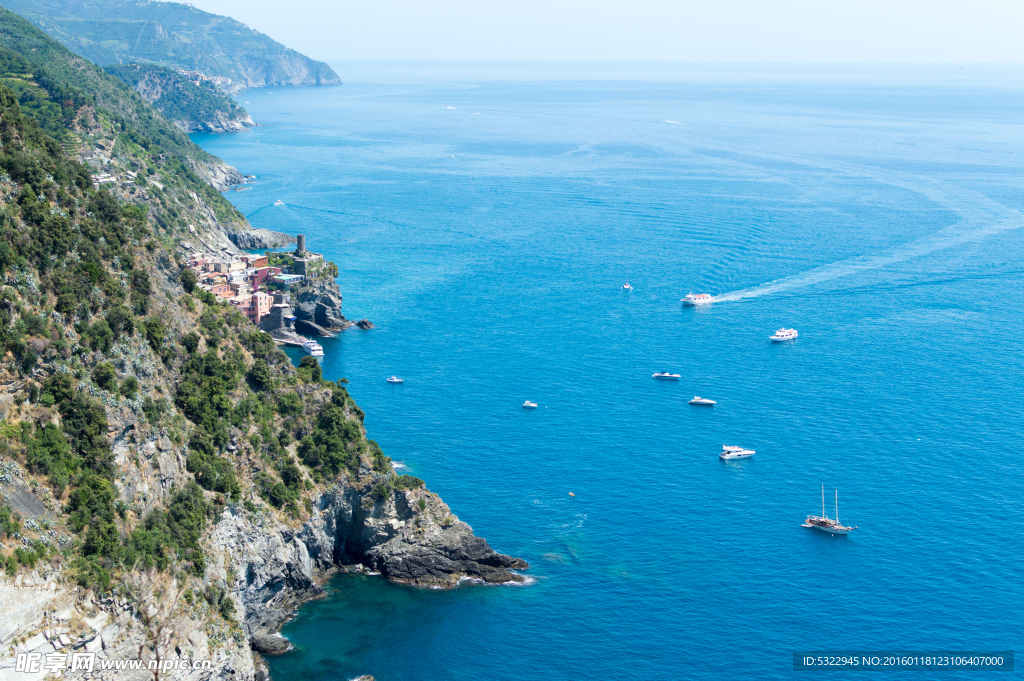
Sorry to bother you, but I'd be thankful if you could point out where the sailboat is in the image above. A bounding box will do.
[802,485,857,535]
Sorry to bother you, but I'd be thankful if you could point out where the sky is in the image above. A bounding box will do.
[185,0,1024,63]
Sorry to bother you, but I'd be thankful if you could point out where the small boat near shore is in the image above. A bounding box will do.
[720,445,755,460]
[386,376,404,384]
[803,485,857,535]
[522,401,538,409]
[652,372,681,380]
[689,396,716,405]
[770,327,798,342]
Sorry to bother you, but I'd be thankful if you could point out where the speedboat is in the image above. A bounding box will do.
[681,292,713,306]
[522,401,538,409]
[273,200,285,206]
[720,445,755,460]
[802,485,857,535]
[386,376,404,384]
[652,372,681,380]
[301,339,324,357]
[688,396,716,405]
[622,282,632,290]
[769,328,798,342]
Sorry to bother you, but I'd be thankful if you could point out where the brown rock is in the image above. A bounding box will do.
[27,338,49,354]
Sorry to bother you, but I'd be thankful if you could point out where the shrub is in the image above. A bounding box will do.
[26,423,74,494]
[247,359,273,391]
[143,317,166,354]
[395,475,425,491]
[298,355,322,383]
[20,349,36,373]
[85,320,114,353]
[187,446,240,499]
[181,331,200,354]
[276,391,301,416]
[120,376,138,399]
[92,363,117,392]
[105,306,134,339]
[142,396,165,423]
[0,504,21,536]
[123,481,209,573]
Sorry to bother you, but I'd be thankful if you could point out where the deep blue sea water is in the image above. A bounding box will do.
[193,64,1024,680]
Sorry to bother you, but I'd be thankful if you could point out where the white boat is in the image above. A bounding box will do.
[622,282,632,290]
[720,445,755,460]
[652,372,681,380]
[273,200,285,206]
[301,339,324,357]
[770,327,798,342]
[803,485,857,535]
[688,396,716,405]
[522,401,538,409]
[386,376,404,384]
[681,292,713,306]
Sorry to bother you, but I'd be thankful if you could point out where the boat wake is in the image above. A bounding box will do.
[714,176,1024,304]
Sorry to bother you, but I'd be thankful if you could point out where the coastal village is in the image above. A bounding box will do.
[184,234,367,345]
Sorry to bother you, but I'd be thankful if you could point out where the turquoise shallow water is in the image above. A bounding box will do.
[193,64,1024,680]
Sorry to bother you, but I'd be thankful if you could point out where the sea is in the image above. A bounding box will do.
[191,63,1024,681]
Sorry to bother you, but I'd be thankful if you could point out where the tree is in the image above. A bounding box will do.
[181,331,200,354]
[92,362,117,392]
[179,267,197,293]
[247,359,272,391]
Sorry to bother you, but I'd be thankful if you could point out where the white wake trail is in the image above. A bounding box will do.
[714,173,1024,304]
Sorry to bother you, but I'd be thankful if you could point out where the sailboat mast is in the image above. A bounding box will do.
[835,490,839,524]
[821,484,825,519]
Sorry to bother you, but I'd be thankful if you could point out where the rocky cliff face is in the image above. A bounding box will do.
[226,227,296,251]
[210,477,528,651]
[293,283,352,336]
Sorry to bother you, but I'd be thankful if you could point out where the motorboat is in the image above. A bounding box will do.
[681,292,713,306]
[386,376,404,384]
[802,485,857,535]
[720,445,755,460]
[522,401,538,409]
[688,396,716,405]
[622,282,632,290]
[652,372,681,380]
[301,339,324,357]
[770,328,798,342]
[273,200,285,206]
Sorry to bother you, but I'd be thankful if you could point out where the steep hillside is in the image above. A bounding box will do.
[107,63,254,133]
[0,8,246,191]
[0,8,523,681]
[2,0,341,89]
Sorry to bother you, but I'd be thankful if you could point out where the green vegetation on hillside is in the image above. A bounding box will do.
[0,6,417,605]
[4,0,341,89]
[106,63,251,133]
[0,8,245,223]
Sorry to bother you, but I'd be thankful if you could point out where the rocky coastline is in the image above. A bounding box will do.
[0,17,525,678]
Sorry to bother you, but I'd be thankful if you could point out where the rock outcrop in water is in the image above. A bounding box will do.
[291,281,375,335]
[211,471,528,647]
